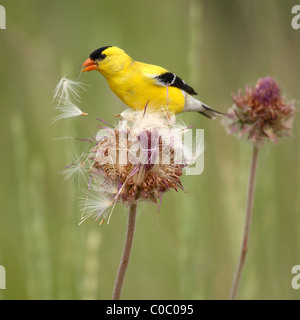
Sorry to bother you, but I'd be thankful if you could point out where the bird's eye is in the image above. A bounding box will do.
[94,54,106,63]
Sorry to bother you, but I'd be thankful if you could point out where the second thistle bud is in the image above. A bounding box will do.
[223,76,296,145]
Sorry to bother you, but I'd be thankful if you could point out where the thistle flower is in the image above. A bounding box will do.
[226,77,297,300]
[79,108,202,225]
[223,76,296,145]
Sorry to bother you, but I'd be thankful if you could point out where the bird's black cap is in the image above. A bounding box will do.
[89,46,112,60]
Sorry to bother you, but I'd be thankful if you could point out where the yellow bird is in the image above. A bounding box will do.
[81,46,222,119]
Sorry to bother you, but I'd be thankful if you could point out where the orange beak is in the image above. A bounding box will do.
[81,58,98,72]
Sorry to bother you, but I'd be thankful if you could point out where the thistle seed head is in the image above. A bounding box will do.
[79,108,202,224]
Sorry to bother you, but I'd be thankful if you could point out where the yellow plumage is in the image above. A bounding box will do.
[82,46,222,118]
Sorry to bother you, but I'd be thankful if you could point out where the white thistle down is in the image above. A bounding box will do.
[62,148,89,186]
[79,176,118,224]
[119,107,176,131]
[53,77,86,105]
[52,77,88,122]
[53,101,88,123]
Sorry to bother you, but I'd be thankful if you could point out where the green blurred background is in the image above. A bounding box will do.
[0,0,299,300]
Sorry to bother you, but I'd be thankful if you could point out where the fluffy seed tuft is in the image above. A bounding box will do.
[52,77,88,122]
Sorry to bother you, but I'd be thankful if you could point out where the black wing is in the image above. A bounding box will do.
[155,72,197,95]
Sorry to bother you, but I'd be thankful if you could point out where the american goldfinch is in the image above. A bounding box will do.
[81,46,222,119]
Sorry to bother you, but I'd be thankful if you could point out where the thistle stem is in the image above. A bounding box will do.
[112,203,137,300]
[229,146,259,300]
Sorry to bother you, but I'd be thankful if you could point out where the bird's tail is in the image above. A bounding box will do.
[183,95,224,119]
[197,102,224,119]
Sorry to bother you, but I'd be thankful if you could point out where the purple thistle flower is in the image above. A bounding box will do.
[223,76,296,145]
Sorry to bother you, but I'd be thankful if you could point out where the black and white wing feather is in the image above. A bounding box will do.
[145,67,223,119]
[154,72,198,95]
